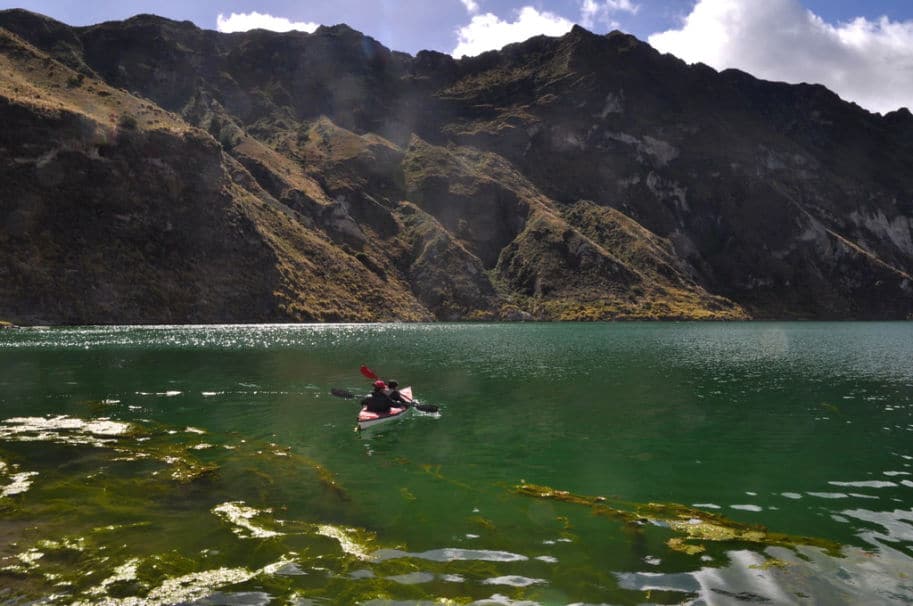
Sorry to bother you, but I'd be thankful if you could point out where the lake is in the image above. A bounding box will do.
[1,323,912,604]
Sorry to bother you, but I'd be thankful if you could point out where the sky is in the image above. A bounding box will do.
[2,1,913,114]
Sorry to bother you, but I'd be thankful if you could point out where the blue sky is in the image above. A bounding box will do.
[2,0,909,55]
[2,1,913,112]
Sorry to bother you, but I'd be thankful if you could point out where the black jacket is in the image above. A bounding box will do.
[362,390,392,413]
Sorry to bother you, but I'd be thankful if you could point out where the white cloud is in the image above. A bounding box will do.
[648,0,913,114]
[216,11,319,34]
[609,0,639,13]
[581,0,600,29]
[452,6,575,57]
[460,0,480,15]
[581,0,639,30]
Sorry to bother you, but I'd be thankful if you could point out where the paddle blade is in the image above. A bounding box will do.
[398,387,436,412]
[360,365,378,380]
[330,388,356,399]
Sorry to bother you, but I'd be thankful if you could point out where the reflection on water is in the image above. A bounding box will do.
[0,323,911,604]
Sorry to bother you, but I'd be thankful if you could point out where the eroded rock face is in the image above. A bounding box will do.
[396,203,499,320]
[1,9,911,321]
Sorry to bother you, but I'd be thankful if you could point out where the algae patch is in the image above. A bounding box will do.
[0,415,132,447]
[144,567,256,604]
[208,501,381,559]
[0,415,219,484]
[212,501,283,539]
[666,538,706,555]
[515,483,842,556]
[86,557,142,597]
[0,459,38,498]
[316,524,375,560]
[70,565,257,606]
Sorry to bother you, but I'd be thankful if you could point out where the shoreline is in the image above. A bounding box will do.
[1,317,911,329]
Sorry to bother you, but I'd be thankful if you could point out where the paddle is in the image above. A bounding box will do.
[385,384,440,414]
[403,399,439,414]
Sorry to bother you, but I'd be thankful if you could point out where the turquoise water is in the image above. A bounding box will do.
[1,323,912,604]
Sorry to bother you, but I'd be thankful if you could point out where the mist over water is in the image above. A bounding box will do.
[1,323,912,604]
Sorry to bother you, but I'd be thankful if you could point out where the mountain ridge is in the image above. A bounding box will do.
[1,9,911,323]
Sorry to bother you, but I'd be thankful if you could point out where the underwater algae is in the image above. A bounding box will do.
[0,414,539,604]
[515,483,843,557]
[0,415,584,604]
[0,414,392,603]
[0,413,877,604]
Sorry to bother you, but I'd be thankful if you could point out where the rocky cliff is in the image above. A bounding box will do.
[1,9,911,323]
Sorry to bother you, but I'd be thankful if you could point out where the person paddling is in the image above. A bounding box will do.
[385,380,406,406]
[362,380,393,413]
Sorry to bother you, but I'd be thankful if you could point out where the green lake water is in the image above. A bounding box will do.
[1,322,912,604]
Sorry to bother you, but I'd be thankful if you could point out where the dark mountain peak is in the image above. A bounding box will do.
[0,8,73,37]
[569,23,593,37]
[117,13,199,31]
[453,23,596,65]
[314,23,359,36]
[561,23,616,55]
[0,8,88,73]
[415,48,454,64]
[81,12,216,56]
[603,29,656,57]
[542,23,668,77]
[604,29,634,41]
[719,67,759,84]
[691,61,718,75]
[308,23,399,65]
[0,7,65,27]
[885,106,913,130]
[566,24,640,47]
[413,49,457,80]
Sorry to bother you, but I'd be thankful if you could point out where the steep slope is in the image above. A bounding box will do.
[431,27,913,318]
[0,27,430,323]
[1,10,911,322]
[402,137,743,319]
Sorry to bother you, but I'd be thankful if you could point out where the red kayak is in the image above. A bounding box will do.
[357,405,409,430]
[356,386,413,430]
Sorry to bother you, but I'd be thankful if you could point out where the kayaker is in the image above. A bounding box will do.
[362,380,393,413]
[386,380,405,405]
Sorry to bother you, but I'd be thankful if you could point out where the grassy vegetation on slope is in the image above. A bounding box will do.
[0,30,432,323]
[402,137,747,320]
[0,17,758,322]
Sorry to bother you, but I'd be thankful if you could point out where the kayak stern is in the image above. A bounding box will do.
[357,405,408,430]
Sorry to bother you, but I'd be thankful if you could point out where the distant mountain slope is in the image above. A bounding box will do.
[0,25,431,323]
[1,9,910,323]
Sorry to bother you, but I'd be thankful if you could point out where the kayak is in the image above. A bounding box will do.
[357,404,409,430]
[356,386,415,430]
